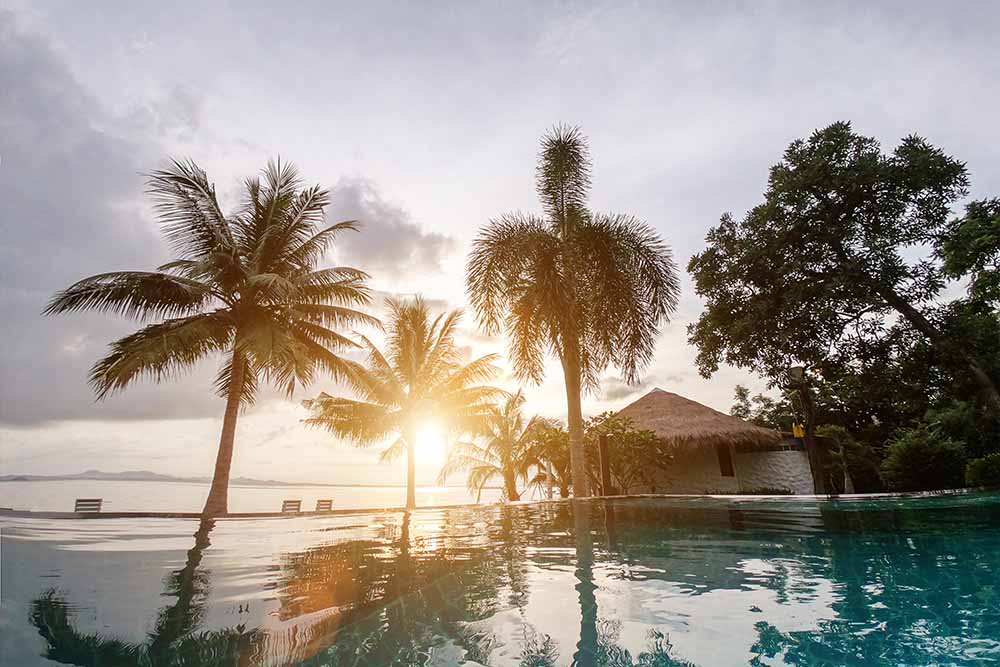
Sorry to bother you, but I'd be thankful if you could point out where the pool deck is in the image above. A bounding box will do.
[1,488,991,520]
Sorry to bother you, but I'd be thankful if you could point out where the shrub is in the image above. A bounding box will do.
[817,425,884,493]
[880,425,966,492]
[966,453,1000,488]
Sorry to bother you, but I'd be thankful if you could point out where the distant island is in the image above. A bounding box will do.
[0,469,474,488]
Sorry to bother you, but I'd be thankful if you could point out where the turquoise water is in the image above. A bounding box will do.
[2,493,999,666]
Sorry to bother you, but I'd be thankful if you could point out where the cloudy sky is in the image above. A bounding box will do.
[2,1,999,485]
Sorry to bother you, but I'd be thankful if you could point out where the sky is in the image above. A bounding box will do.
[2,1,999,485]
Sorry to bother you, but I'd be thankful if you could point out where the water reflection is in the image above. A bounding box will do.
[16,495,1000,666]
[29,519,262,665]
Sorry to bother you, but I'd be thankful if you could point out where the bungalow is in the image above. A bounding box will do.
[616,388,817,495]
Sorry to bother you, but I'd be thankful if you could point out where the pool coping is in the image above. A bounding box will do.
[1,487,993,520]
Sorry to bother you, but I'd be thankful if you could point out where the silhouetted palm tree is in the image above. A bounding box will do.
[467,126,680,497]
[304,297,501,509]
[29,519,265,666]
[438,389,548,501]
[45,160,376,515]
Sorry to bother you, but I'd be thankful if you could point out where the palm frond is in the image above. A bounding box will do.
[146,159,234,259]
[536,125,591,234]
[378,436,407,463]
[466,213,555,335]
[43,272,217,320]
[90,312,233,399]
[303,395,398,446]
[574,214,680,383]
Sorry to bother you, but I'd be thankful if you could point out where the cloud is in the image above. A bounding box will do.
[600,373,684,402]
[325,177,456,280]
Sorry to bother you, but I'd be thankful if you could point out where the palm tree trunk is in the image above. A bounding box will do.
[562,342,591,498]
[201,348,245,516]
[405,436,416,510]
[504,471,520,501]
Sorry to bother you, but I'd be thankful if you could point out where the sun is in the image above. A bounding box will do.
[414,420,448,466]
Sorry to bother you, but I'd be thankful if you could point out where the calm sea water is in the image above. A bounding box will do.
[2,493,999,666]
[0,480,502,513]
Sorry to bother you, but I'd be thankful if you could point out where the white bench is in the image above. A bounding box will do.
[74,498,103,513]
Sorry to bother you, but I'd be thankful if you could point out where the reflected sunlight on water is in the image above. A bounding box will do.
[2,493,1000,666]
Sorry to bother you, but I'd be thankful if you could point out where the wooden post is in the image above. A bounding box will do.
[598,434,614,496]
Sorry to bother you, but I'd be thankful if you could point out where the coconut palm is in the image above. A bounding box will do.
[438,389,547,502]
[467,126,680,498]
[44,159,377,515]
[304,297,501,509]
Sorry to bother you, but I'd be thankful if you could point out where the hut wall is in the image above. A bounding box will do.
[647,448,741,494]
[734,449,815,494]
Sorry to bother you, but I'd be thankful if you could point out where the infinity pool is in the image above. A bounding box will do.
[2,493,999,666]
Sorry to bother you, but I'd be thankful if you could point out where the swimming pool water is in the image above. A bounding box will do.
[2,493,999,666]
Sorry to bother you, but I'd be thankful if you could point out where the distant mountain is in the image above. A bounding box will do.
[0,470,336,487]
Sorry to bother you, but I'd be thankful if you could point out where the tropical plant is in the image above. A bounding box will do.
[584,412,671,495]
[44,160,375,515]
[966,453,1000,488]
[467,126,680,498]
[304,297,501,509]
[880,424,967,491]
[525,421,573,499]
[438,389,547,502]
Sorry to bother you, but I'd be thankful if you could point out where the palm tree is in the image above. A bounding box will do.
[438,389,547,502]
[467,126,680,498]
[45,159,376,516]
[304,297,501,509]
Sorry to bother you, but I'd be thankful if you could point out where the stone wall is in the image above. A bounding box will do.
[734,449,815,494]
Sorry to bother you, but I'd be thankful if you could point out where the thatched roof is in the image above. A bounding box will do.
[616,388,782,451]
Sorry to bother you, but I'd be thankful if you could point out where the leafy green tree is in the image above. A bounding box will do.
[438,390,548,501]
[584,413,672,494]
[689,122,1000,411]
[467,126,680,498]
[939,198,1000,301]
[881,424,967,491]
[45,160,375,515]
[304,297,501,509]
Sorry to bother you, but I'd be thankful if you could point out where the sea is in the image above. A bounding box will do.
[0,479,503,513]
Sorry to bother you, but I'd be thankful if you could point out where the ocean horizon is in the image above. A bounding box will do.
[0,479,505,513]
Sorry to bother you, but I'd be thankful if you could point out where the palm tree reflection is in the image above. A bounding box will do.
[29,519,261,666]
[29,498,992,666]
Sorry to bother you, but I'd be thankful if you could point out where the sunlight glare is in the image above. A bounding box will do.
[415,421,447,465]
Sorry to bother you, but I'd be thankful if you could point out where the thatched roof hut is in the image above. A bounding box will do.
[616,388,783,451]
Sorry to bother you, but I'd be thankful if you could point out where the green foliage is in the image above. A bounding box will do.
[880,425,967,492]
[966,454,1000,488]
[689,121,969,383]
[584,412,671,494]
[527,421,573,498]
[924,398,1000,459]
[939,198,1000,302]
[817,424,884,493]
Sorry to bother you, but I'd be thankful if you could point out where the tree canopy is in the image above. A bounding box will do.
[689,121,1000,410]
